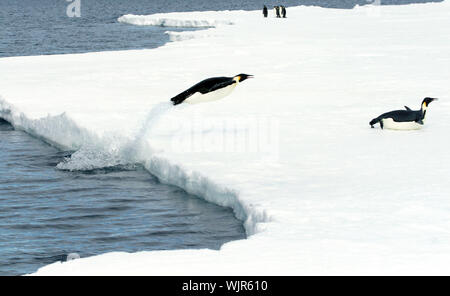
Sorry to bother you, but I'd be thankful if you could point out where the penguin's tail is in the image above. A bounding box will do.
[369,117,381,129]
[170,92,187,105]
[170,90,194,106]
[170,96,182,105]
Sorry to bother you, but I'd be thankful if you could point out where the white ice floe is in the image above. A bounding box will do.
[1,2,450,275]
[165,29,217,42]
[118,11,237,28]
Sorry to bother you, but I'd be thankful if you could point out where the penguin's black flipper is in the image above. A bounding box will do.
[404,106,412,111]
[208,80,236,92]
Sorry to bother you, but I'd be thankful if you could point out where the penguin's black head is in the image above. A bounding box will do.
[422,97,438,107]
[234,74,254,82]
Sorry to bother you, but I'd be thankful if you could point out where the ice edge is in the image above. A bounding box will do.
[0,96,270,238]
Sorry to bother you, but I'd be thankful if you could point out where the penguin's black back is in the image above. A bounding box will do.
[377,109,422,122]
[171,76,235,105]
[192,77,233,93]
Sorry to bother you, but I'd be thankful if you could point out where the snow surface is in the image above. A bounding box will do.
[1,2,450,275]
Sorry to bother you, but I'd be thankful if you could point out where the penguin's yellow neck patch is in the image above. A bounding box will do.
[422,102,428,111]
[233,76,241,83]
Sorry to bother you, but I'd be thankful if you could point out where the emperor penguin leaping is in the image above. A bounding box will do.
[170,74,254,105]
[369,97,438,130]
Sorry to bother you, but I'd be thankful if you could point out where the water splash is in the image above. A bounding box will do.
[66,253,81,262]
[134,101,174,141]
[57,102,177,171]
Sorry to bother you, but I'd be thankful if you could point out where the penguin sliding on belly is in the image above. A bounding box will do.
[170,74,253,105]
[369,97,438,130]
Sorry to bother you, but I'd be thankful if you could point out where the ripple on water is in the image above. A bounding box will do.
[0,120,246,275]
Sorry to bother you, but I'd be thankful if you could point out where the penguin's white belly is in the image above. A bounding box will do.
[185,83,237,104]
[382,118,423,130]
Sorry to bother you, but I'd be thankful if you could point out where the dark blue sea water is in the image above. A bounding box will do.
[0,0,439,276]
[0,119,245,275]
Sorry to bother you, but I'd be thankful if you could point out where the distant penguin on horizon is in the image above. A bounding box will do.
[274,6,281,18]
[369,97,438,130]
[263,5,268,18]
[170,74,254,105]
[281,5,286,18]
